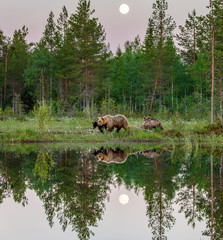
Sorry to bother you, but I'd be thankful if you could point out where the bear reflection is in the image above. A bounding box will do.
[94,148,128,164]
[142,149,163,159]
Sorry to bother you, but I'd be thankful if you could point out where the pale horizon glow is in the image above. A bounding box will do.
[119,4,130,15]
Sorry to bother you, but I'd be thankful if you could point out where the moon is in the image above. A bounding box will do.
[119,194,129,205]
[119,4,130,15]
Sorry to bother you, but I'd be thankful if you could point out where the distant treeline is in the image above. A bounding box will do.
[0,0,222,121]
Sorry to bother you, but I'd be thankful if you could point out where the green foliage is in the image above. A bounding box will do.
[32,102,54,132]
[100,98,117,115]
[0,106,13,120]
[51,99,68,117]
[33,151,54,183]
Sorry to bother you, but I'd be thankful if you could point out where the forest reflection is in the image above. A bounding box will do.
[0,145,222,239]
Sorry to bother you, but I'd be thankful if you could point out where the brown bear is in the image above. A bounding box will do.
[97,148,128,164]
[143,116,164,130]
[98,114,128,132]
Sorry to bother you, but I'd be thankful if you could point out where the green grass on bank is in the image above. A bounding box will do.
[0,117,222,143]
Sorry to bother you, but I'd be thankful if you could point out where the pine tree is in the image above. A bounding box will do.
[210,0,215,125]
[0,29,8,106]
[8,26,29,112]
[204,0,223,124]
[69,0,106,113]
[142,18,158,108]
[42,11,57,106]
[176,9,201,64]
[55,6,70,100]
[213,0,223,125]
[25,42,53,104]
[148,0,176,113]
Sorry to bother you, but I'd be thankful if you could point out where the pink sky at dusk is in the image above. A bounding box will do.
[0,0,209,52]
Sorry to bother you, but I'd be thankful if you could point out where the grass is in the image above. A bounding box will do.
[0,117,222,143]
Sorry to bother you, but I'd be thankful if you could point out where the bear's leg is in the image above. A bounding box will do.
[99,126,104,133]
[116,127,121,133]
[108,127,114,132]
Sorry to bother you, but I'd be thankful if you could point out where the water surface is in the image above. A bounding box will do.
[0,144,222,239]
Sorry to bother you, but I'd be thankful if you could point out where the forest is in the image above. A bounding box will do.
[0,0,223,123]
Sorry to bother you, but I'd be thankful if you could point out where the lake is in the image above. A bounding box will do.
[0,143,222,240]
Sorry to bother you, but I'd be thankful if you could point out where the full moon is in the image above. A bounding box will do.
[119,4,130,15]
[119,194,129,205]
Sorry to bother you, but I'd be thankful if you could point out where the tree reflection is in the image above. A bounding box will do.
[143,150,176,240]
[174,147,223,239]
[175,147,207,228]
[35,150,112,240]
[0,151,28,206]
[110,148,177,239]
[33,151,54,183]
[0,145,223,239]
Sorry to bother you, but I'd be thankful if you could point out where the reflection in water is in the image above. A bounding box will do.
[33,151,54,183]
[0,145,223,239]
[119,194,129,205]
[94,147,128,164]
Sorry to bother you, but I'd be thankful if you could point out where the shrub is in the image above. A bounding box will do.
[33,101,54,132]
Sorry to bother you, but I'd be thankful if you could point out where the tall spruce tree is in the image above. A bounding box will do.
[42,11,57,106]
[25,42,54,105]
[203,0,223,124]
[176,9,201,64]
[0,29,7,106]
[213,0,223,125]
[55,6,70,100]
[142,18,157,107]
[148,0,176,113]
[69,0,106,113]
[8,26,29,112]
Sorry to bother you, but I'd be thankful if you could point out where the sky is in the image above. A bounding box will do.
[0,0,209,52]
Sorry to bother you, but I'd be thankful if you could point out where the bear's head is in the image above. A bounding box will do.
[92,121,98,129]
[144,116,151,121]
[98,153,108,162]
[98,117,105,126]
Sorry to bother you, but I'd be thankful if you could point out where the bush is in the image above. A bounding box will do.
[0,106,14,121]
[33,101,54,132]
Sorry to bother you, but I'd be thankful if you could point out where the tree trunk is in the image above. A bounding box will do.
[79,82,82,111]
[220,76,223,126]
[85,60,90,115]
[149,25,163,114]
[171,80,174,109]
[211,3,215,125]
[3,46,7,103]
[65,78,68,99]
[149,56,162,114]
[193,26,196,64]
[91,87,94,113]
[220,154,222,200]
[4,151,7,187]
[50,74,52,107]
[211,154,214,240]
[12,78,15,113]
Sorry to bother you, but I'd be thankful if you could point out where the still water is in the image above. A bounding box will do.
[0,144,222,240]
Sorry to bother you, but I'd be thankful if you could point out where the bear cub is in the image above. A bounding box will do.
[92,121,107,133]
